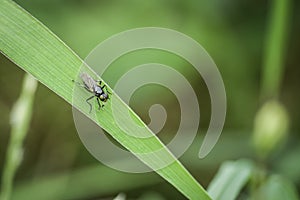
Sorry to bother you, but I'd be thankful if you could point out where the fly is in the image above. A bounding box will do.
[73,72,111,113]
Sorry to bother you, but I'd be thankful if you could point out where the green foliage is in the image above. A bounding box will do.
[207,159,253,200]
[0,0,210,199]
[0,0,298,198]
[12,164,160,200]
[0,75,37,200]
[252,175,299,200]
[261,0,292,98]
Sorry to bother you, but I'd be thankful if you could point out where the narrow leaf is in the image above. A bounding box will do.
[207,159,253,200]
[0,0,210,199]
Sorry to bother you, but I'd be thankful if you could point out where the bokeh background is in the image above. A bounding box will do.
[0,0,299,199]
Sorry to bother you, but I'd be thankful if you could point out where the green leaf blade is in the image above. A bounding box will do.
[207,159,254,200]
[0,0,211,199]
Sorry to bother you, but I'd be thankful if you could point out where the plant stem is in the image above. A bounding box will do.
[261,0,292,99]
[0,74,37,200]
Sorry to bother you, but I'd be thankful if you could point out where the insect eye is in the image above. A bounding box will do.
[100,95,104,100]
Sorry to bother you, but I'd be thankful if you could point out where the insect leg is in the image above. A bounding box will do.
[100,84,111,94]
[96,97,104,110]
[100,85,106,90]
[86,95,95,113]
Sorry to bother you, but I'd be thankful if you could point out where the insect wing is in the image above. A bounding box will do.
[80,73,96,92]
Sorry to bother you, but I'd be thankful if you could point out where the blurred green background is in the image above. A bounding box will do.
[0,0,299,199]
